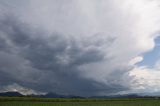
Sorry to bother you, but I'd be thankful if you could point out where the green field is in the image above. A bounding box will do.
[0,97,160,106]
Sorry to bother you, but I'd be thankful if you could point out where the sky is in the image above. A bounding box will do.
[139,36,160,67]
[0,0,160,96]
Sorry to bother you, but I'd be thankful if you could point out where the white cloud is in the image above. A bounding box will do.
[0,83,45,95]
[129,56,143,66]
[128,66,160,95]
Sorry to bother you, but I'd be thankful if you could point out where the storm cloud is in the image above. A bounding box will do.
[0,0,160,96]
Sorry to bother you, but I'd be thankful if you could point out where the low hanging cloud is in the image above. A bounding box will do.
[0,0,160,96]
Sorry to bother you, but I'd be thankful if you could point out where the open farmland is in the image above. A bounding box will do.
[0,97,160,106]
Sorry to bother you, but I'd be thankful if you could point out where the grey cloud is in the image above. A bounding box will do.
[0,15,128,96]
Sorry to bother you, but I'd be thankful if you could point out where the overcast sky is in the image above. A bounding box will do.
[0,0,160,96]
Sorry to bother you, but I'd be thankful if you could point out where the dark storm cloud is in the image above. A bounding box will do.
[0,15,128,96]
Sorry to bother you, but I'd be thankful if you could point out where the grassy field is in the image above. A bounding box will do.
[0,97,160,106]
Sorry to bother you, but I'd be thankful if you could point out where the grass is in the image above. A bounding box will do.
[0,97,160,106]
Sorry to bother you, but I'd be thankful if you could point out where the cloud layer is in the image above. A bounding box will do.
[0,0,160,96]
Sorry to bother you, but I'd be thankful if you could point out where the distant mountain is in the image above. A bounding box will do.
[90,94,142,98]
[42,92,64,98]
[0,92,23,97]
[0,91,157,98]
[0,91,83,98]
[40,93,142,98]
[42,92,84,98]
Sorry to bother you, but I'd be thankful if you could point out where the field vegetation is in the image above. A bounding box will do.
[0,97,160,106]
